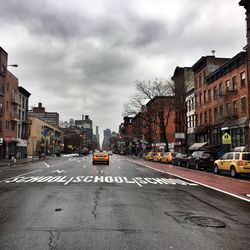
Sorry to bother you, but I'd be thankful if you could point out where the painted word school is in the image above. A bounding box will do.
[4,175,198,187]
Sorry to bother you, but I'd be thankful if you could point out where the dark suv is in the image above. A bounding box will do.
[186,151,215,170]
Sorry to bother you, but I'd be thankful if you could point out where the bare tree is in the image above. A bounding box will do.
[123,78,175,151]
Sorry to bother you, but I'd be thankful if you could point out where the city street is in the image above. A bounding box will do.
[0,154,249,250]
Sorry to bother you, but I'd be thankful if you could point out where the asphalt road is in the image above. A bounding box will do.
[0,154,249,250]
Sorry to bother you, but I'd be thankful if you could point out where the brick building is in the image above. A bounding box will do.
[240,0,250,151]
[192,56,229,144]
[203,52,248,150]
[2,70,20,158]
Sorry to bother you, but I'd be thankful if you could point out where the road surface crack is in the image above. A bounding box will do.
[91,186,103,219]
[48,230,60,250]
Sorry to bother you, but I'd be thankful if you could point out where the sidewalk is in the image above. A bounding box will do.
[0,156,51,167]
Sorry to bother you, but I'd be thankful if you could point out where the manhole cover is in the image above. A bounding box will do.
[185,216,226,228]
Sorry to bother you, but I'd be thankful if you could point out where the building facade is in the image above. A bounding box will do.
[192,56,229,144]
[27,116,63,157]
[172,66,194,152]
[29,102,59,127]
[16,86,31,158]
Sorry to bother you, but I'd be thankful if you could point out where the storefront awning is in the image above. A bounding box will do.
[16,139,27,147]
[189,142,208,151]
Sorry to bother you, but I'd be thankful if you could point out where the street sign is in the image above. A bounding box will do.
[175,133,185,139]
[222,133,231,144]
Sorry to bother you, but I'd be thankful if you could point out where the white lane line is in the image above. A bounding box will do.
[0,169,41,183]
[117,165,121,169]
[44,162,50,168]
[83,165,87,168]
[128,160,250,203]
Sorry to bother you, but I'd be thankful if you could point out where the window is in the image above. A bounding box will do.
[195,77,198,89]
[233,100,238,115]
[203,70,207,81]
[7,82,9,92]
[199,74,202,86]
[200,113,203,125]
[191,114,195,127]
[225,80,230,93]
[204,90,206,103]
[204,111,207,123]
[11,122,15,131]
[208,89,211,101]
[195,114,198,126]
[228,153,234,160]
[6,101,8,110]
[235,153,240,160]
[219,105,223,118]
[232,76,237,91]
[213,87,217,100]
[240,71,245,86]
[241,96,246,113]
[209,109,212,122]
[199,93,202,104]
[5,121,9,129]
[195,94,198,107]
[214,107,218,121]
[219,83,223,96]
[226,103,230,115]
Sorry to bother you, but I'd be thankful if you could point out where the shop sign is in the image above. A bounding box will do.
[222,133,231,144]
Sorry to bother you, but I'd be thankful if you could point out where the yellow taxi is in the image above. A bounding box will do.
[213,151,250,177]
[161,152,176,164]
[92,151,109,164]
[153,152,164,162]
[144,151,156,161]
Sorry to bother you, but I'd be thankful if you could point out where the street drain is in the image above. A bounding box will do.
[55,208,62,212]
[185,216,226,228]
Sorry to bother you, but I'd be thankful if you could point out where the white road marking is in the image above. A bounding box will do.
[83,165,87,168]
[2,175,197,187]
[0,169,41,183]
[128,160,250,203]
[51,170,67,173]
[117,165,121,169]
[43,162,50,168]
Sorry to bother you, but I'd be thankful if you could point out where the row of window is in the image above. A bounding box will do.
[195,71,246,105]
[186,97,246,127]
[196,97,246,126]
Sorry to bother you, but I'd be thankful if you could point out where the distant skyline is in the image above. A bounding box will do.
[0,0,246,137]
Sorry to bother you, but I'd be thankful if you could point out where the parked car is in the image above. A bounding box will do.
[153,152,164,162]
[144,151,156,161]
[186,151,214,170]
[213,151,250,177]
[172,153,189,166]
[161,152,176,164]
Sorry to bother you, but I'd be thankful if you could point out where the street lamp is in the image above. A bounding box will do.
[7,64,18,68]
[0,64,18,77]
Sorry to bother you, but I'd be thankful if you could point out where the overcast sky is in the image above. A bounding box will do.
[0,0,246,141]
